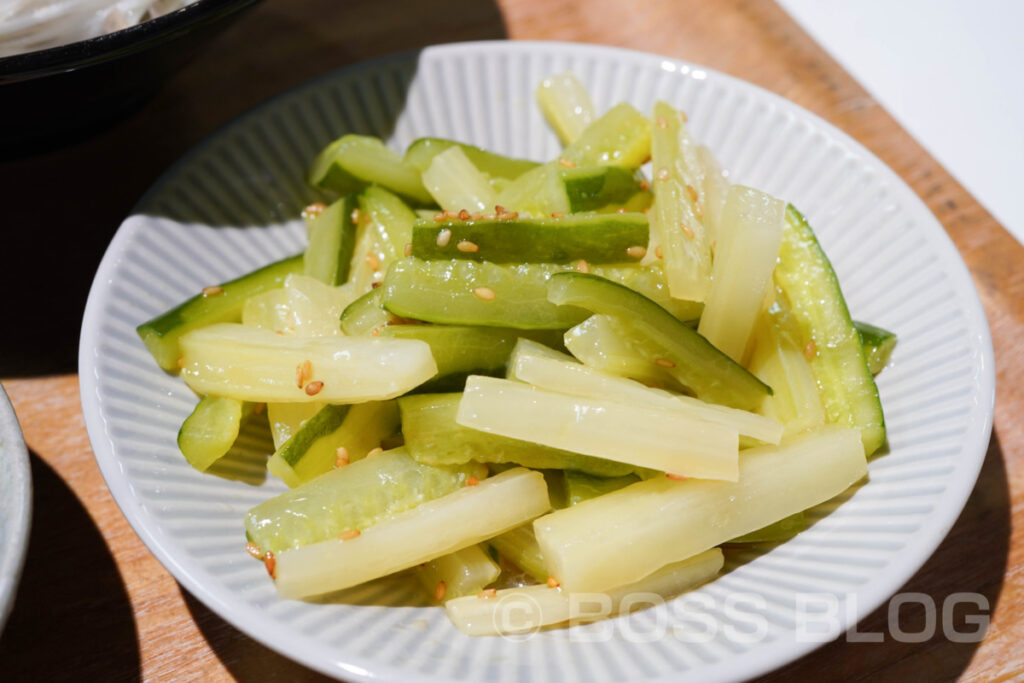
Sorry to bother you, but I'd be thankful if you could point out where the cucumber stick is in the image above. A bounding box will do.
[411,213,648,264]
[415,545,500,601]
[340,288,390,336]
[358,185,418,262]
[304,196,358,286]
[178,323,436,403]
[399,392,636,476]
[308,134,432,204]
[421,145,498,213]
[536,71,596,145]
[177,396,247,471]
[267,400,399,487]
[488,525,549,582]
[403,138,539,179]
[547,273,771,410]
[561,102,651,169]
[775,206,886,455]
[274,468,551,599]
[246,448,487,554]
[137,254,303,371]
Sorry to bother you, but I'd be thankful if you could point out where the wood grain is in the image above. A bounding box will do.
[1,0,1021,680]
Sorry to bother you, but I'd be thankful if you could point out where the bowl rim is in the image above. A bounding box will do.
[0,0,260,81]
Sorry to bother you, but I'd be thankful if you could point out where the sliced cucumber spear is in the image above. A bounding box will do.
[307,134,433,205]
[547,272,771,410]
[177,396,248,471]
[775,206,886,455]
[855,320,898,375]
[137,254,303,371]
[304,195,358,286]
[403,137,539,180]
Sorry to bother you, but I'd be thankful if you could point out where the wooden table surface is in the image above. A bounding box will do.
[1,0,1021,680]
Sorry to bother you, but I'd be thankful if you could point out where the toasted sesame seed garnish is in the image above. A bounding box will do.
[656,116,669,129]
[457,240,479,253]
[444,209,459,219]
[246,541,263,560]
[264,551,276,578]
[626,245,647,259]
[506,211,519,220]
[350,208,361,224]
[666,473,687,481]
[495,205,508,216]
[371,326,381,336]
[466,476,479,487]
[252,403,265,415]
[656,167,670,182]
[433,212,447,222]
[296,360,312,388]
[681,223,695,239]
[436,229,452,247]
[547,576,560,588]
[202,285,223,297]
[176,357,185,369]
[366,252,381,271]
[686,185,698,202]
[473,287,497,301]
[640,180,650,191]
[366,447,384,458]
[558,158,576,168]
[305,380,324,396]
[458,209,472,221]
[302,202,326,220]
[550,211,565,219]
[404,242,413,257]
[434,580,447,602]
[576,259,590,274]
[655,245,664,259]
[477,588,498,599]
[338,529,361,541]
[371,281,381,289]
[335,446,350,468]
[803,340,817,360]
[654,357,676,368]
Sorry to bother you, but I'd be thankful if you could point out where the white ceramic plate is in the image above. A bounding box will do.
[0,384,31,635]
[79,41,995,681]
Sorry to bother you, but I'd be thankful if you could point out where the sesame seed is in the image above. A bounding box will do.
[656,167,670,182]
[264,552,276,578]
[550,211,565,219]
[246,541,263,560]
[458,209,471,221]
[335,446,350,468]
[433,212,446,222]
[495,205,508,216]
[477,588,497,599]
[507,211,519,219]
[466,476,479,487]
[371,281,381,289]
[456,240,479,253]
[655,357,676,368]
[176,357,185,369]
[686,185,698,202]
[558,158,576,168]
[655,245,664,259]
[338,529,361,541]
[404,242,413,257]
[436,229,452,247]
[576,259,590,274]
[302,202,326,220]
[366,447,384,458]
[366,253,381,271]
[656,117,669,129]
[305,380,324,396]
[434,580,447,602]
[296,360,312,388]
[371,326,381,336]
[444,210,459,219]
[803,340,817,360]
[473,287,497,301]
[202,285,223,297]
[547,576,560,588]
[626,245,647,259]
[666,473,687,481]
[640,180,650,191]
[681,223,695,239]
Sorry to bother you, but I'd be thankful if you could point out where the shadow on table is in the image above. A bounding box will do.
[0,453,141,682]
[0,0,507,379]
[756,430,1011,682]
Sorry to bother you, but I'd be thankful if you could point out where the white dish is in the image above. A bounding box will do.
[0,384,32,635]
[79,41,995,681]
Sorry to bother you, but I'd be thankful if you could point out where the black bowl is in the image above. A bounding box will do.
[0,0,261,158]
